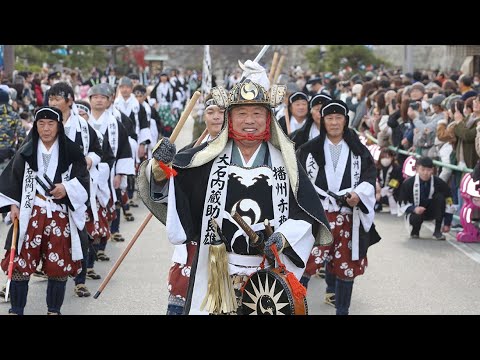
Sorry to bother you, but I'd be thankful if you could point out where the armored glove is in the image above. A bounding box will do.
[264,232,285,259]
[153,137,176,164]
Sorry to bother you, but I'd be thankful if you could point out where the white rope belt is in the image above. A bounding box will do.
[34,194,68,218]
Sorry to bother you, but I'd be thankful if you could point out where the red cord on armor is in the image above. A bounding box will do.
[228,112,271,142]
[271,244,307,301]
[158,161,178,178]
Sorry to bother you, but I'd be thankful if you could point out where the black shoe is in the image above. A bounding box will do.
[410,232,419,239]
[432,231,446,240]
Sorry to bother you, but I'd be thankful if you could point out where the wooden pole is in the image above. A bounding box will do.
[94,91,202,299]
[273,54,286,84]
[170,91,201,143]
[193,128,209,147]
[268,52,279,84]
[4,218,19,302]
[285,103,291,135]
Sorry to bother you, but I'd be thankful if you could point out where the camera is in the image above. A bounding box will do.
[409,101,420,110]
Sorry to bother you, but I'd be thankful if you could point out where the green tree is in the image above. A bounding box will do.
[305,46,325,73]
[15,45,109,74]
[306,45,390,74]
[63,45,108,72]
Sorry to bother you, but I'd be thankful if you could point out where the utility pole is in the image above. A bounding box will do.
[404,45,413,74]
[4,45,15,79]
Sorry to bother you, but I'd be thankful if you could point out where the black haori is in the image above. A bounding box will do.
[1,205,82,277]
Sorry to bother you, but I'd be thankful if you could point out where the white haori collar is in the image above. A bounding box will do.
[36,139,59,197]
[324,138,349,194]
[64,113,89,156]
[289,116,306,133]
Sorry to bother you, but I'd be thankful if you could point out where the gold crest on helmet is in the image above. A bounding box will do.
[210,80,286,110]
[228,79,281,108]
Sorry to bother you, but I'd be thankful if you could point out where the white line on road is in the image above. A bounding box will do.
[424,222,480,264]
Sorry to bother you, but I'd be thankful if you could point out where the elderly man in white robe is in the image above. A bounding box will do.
[140,63,332,315]
[0,106,89,315]
[296,99,380,315]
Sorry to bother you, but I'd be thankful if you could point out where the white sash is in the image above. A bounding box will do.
[89,111,120,205]
[413,173,434,207]
[187,140,290,314]
[18,163,84,261]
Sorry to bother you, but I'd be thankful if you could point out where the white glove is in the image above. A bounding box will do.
[238,60,270,90]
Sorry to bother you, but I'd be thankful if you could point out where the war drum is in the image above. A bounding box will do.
[241,268,308,315]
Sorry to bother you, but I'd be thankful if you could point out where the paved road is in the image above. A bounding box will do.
[1,116,480,315]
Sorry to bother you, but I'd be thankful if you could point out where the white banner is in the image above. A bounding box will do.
[202,45,212,96]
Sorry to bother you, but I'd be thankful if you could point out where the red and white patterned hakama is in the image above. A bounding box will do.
[317,211,367,280]
[167,242,197,300]
[85,202,111,241]
[1,205,82,277]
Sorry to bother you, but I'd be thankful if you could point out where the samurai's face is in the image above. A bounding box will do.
[37,119,59,147]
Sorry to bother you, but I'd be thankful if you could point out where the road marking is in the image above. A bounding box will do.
[424,223,480,264]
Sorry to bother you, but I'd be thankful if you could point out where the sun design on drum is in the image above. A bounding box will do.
[242,271,290,315]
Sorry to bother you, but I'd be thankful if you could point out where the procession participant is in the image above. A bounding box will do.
[133,84,159,161]
[114,77,151,217]
[141,67,332,315]
[73,99,115,296]
[166,94,225,315]
[114,76,152,163]
[296,99,380,315]
[290,93,332,149]
[87,84,134,256]
[150,72,176,137]
[0,106,89,314]
[277,91,309,135]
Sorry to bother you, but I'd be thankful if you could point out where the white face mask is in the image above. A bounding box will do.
[380,158,392,167]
